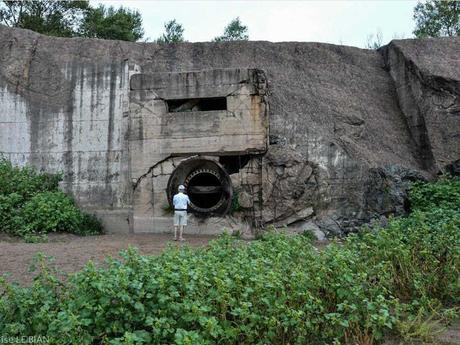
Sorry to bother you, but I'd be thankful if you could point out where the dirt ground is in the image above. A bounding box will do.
[0,233,215,286]
[0,233,330,286]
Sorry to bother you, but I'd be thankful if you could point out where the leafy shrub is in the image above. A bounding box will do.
[409,176,460,212]
[20,191,84,235]
[301,228,317,242]
[346,210,459,305]
[0,193,23,233]
[0,178,458,344]
[0,158,102,237]
[0,158,61,200]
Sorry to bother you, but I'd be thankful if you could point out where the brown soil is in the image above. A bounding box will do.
[437,319,460,345]
[0,233,214,286]
[0,233,330,286]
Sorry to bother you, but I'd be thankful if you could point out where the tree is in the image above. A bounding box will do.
[156,19,185,44]
[0,0,89,37]
[214,17,249,42]
[365,28,383,49]
[0,0,144,41]
[80,5,143,41]
[413,0,460,38]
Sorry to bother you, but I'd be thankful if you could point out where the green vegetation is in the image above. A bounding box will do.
[230,190,241,214]
[0,0,88,38]
[409,177,460,212]
[0,0,144,41]
[156,19,186,44]
[0,158,102,237]
[214,17,249,42]
[79,5,144,42]
[0,177,459,344]
[413,0,460,38]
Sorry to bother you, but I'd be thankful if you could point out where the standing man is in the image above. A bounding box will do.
[172,184,190,241]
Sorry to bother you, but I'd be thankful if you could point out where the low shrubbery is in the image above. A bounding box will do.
[0,177,458,344]
[0,158,102,237]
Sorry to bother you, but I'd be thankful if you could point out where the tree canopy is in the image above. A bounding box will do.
[214,17,249,42]
[0,0,88,37]
[413,0,460,38]
[0,0,144,41]
[80,5,143,41]
[156,19,185,44]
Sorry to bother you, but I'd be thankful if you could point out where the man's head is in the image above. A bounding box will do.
[178,185,185,192]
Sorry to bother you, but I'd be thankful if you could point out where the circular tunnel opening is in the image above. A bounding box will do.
[186,171,223,210]
[167,158,233,216]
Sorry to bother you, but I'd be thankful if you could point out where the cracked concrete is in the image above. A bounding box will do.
[128,68,268,233]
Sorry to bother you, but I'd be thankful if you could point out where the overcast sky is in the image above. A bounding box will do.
[94,0,418,48]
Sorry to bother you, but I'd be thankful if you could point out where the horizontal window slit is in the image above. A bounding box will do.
[167,97,227,112]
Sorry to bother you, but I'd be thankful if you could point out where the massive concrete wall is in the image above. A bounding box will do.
[0,25,458,235]
[0,31,132,231]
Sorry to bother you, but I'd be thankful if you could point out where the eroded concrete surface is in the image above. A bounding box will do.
[0,25,459,236]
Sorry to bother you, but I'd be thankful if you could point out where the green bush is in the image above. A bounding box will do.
[409,176,460,212]
[0,193,23,233]
[0,177,458,344]
[20,191,85,235]
[347,209,460,305]
[0,158,102,237]
[0,158,61,199]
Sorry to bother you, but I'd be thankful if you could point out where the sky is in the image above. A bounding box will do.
[94,0,418,48]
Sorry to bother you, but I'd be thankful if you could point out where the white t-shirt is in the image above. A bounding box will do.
[173,192,190,210]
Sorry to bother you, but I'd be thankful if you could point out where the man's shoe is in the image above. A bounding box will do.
[179,237,185,241]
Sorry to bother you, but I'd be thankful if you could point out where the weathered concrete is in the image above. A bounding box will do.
[128,69,268,233]
[0,25,459,236]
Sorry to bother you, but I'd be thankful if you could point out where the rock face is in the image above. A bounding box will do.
[0,25,458,235]
[261,146,317,225]
[381,38,460,174]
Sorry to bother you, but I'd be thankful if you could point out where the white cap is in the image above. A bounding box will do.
[178,185,185,191]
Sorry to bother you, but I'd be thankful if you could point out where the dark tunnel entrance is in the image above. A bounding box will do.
[167,158,232,215]
[186,170,223,211]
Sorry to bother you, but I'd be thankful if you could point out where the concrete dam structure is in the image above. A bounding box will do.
[0,25,459,236]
